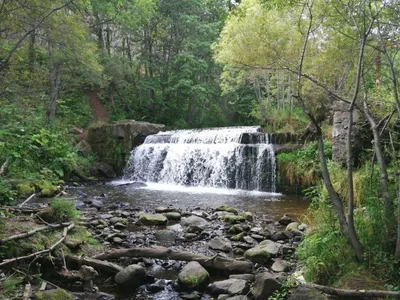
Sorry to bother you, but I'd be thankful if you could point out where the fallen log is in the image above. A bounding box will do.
[0,223,75,267]
[93,246,253,273]
[18,193,36,208]
[0,206,42,214]
[304,283,400,298]
[0,222,71,245]
[66,255,123,274]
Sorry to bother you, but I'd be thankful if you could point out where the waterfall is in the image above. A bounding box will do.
[123,126,276,192]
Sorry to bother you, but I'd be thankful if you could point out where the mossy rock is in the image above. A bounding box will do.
[231,232,245,241]
[16,183,35,197]
[223,215,245,224]
[38,180,60,197]
[138,213,168,226]
[228,225,243,234]
[33,289,73,300]
[241,212,253,221]
[286,222,300,231]
[216,205,238,214]
[163,212,181,221]
[178,261,210,290]
[244,247,271,265]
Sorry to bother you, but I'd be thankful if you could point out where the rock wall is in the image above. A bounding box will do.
[87,120,165,176]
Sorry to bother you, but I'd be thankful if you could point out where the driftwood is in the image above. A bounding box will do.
[93,246,253,273]
[0,223,75,267]
[304,283,400,298]
[66,255,123,274]
[0,223,71,245]
[18,193,36,208]
[22,283,32,300]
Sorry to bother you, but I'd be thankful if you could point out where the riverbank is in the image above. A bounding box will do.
[0,183,321,300]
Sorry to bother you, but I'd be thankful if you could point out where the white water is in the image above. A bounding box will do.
[124,126,276,192]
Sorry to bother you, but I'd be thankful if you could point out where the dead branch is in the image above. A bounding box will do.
[18,193,36,208]
[303,283,400,298]
[0,223,75,267]
[93,246,253,273]
[0,158,9,176]
[0,222,71,245]
[0,206,43,214]
[66,255,123,274]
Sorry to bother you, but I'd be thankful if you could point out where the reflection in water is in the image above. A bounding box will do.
[73,181,310,221]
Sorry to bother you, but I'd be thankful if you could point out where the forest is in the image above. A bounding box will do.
[1,0,400,299]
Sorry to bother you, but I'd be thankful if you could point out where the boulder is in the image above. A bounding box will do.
[208,237,232,252]
[208,279,249,295]
[286,222,300,231]
[138,213,168,226]
[244,246,271,265]
[181,216,208,228]
[223,215,246,224]
[278,215,292,226]
[114,264,146,289]
[251,272,282,300]
[155,230,176,246]
[155,206,175,213]
[288,286,329,300]
[258,240,282,255]
[178,261,210,290]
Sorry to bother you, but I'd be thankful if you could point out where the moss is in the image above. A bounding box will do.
[16,183,35,197]
[223,214,245,224]
[182,273,209,289]
[240,212,253,220]
[38,180,59,197]
[2,276,23,295]
[230,232,245,241]
[228,225,243,234]
[216,205,238,214]
[33,289,73,300]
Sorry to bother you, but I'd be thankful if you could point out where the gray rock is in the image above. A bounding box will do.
[258,240,282,255]
[271,259,291,272]
[223,296,250,300]
[278,215,292,226]
[298,223,308,231]
[271,231,288,241]
[155,230,176,246]
[184,233,198,240]
[244,240,281,265]
[243,236,256,244]
[138,213,168,226]
[251,272,282,300]
[209,237,232,252]
[113,237,123,244]
[155,206,175,213]
[181,216,208,228]
[208,279,249,295]
[114,264,146,289]
[178,261,210,290]
[286,222,300,231]
[229,274,255,281]
[114,222,126,230]
[168,223,184,232]
[163,212,181,221]
[187,225,203,233]
[180,293,201,300]
[288,286,329,300]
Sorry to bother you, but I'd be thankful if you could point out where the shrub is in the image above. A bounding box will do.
[39,199,80,223]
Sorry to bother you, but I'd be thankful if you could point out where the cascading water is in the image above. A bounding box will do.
[123,126,276,192]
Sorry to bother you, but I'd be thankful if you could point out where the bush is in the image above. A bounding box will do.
[39,199,80,223]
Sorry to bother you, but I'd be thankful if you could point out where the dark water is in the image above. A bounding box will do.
[72,180,310,222]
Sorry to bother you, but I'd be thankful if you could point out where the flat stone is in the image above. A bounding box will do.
[163,212,181,221]
[208,279,249,295]
[114,222,126,230]
[181,216,208,228]
[138,213,168,226]
[155,206,175,213]
[271,259,291,272]
[209,236,232,252]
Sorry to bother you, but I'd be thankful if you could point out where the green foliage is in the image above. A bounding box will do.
[2,276,23,295]
[268,279,294,300]
[45,199,80,223]
[277,141,332,187]
[0,181,16,205]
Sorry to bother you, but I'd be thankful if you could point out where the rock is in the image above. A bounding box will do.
[258,240,282,255]
[180,293,201,300]
[278,215,292,226]
[155,230,176,246]
[223,215,246,224]
[216,205,238,214]
[114,222,126,230]
[286,222,300,231]
[240,212,253,220]
[95,292,116,300]
[33,289,73,300]
[250,234,265,241]
[163,212,181,221]
[114,264,146,289]
[271,259,291,272]
[298,223,308,231]
[250,227,263,234]
[229,274,255,281]
[228,225,243,234]
[187,225,203,233]
[113,237,123,244]
[230,232,244,242]
[76,140,92,155]
[251,272,282,300]
[178,261,210,290]
[184,233,198,240]
[244,246,271,265]
[138,213,168,226]
[243,236,255,244]
[288,286,329,300]
[282,230,294,239]
[168,223,184,232]
[155,206,175,213]
[94,162,116,178]
[271,231,288,241]
[147,280,168,293]
[222,296,250,300]
[209,236,232,252]
[181,216,208,228]
[208,279,249,295]
[233,248,245,255]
